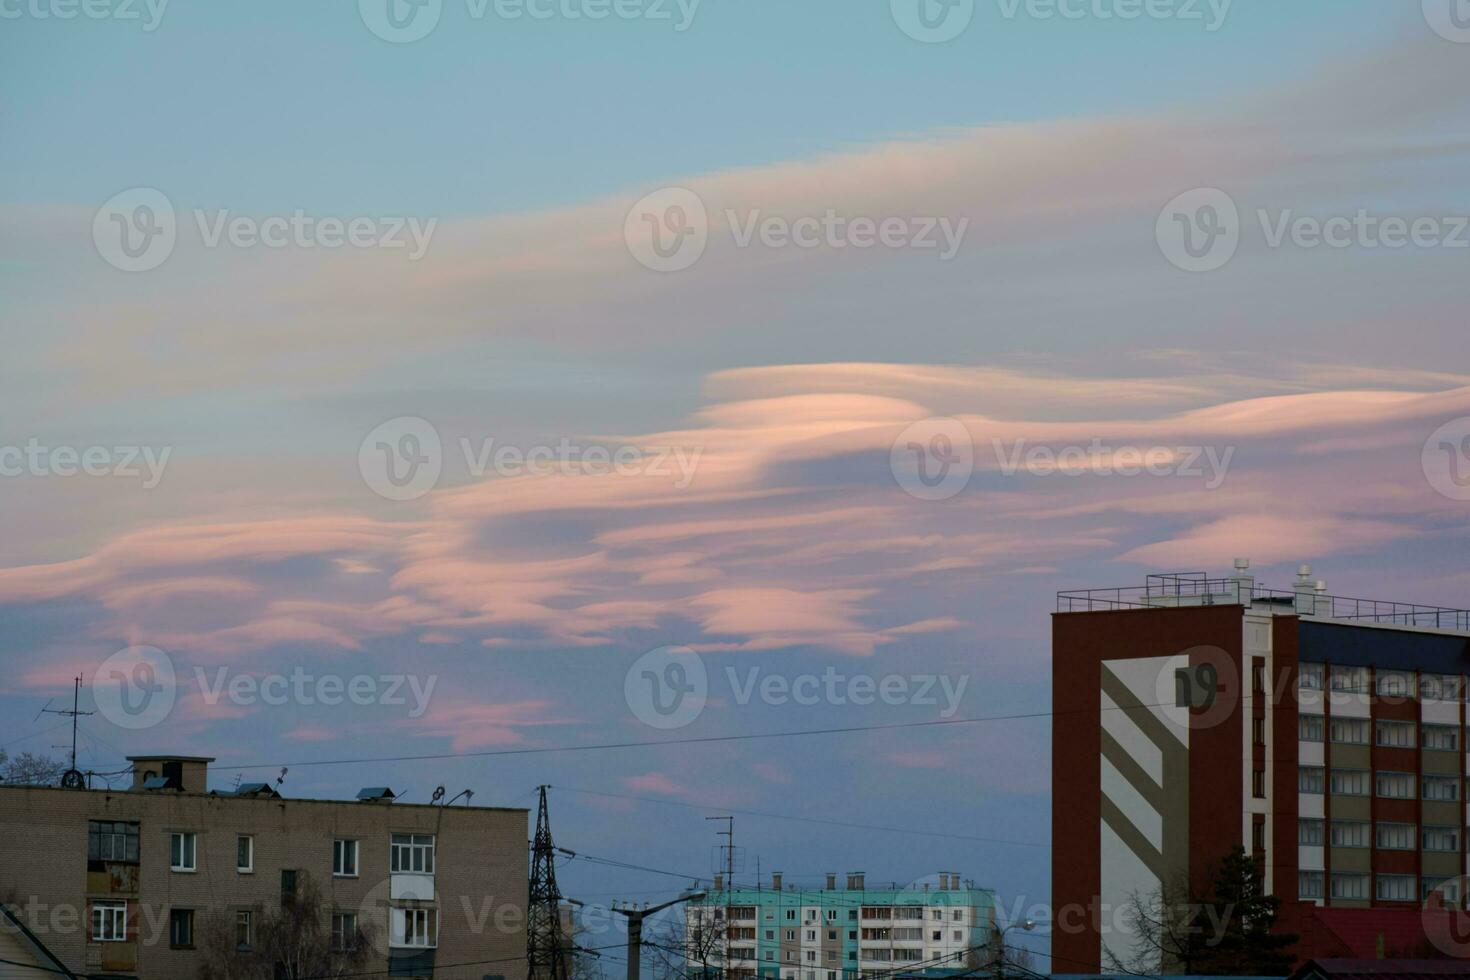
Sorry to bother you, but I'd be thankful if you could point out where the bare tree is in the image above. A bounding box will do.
[196,873,379,980]
[1105,873,1210,975]
[0,751,66,786]
[646,906,725,980]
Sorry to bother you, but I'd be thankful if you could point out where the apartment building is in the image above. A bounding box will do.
[685,872,995,980]
[0,753,528,980]
[1052,562,1470,972]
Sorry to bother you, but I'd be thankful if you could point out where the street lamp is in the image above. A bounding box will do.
[990,918,1034,980]
[613,890,707,980]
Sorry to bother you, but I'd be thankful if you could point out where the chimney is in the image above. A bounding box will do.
[1231,557,1254,604]
[714,873,724,890]
[826,873,837,890]
[772,872,783,891]
[1314,579,1331,616]
[847,873,865,891]
[1294,564,1316,614]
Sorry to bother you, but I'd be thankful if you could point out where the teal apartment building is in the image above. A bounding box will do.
[685,872,996,980]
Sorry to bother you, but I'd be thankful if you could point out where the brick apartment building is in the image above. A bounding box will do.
[0,754,529,980]
[1053,562,1470,972]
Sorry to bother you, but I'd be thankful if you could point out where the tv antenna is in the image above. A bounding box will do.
[41,677,93,790]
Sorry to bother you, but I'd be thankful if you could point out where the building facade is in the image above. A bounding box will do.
[685,872,995,980]
[1052,563,1470,972]
[0,754,528,980]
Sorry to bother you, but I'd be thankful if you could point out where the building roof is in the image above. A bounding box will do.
[1289,960,1470,980]
[0,901,79,978]
[125,754,217,762]
[1309,908,1455,960]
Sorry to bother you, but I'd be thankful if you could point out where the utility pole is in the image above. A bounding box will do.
[42,676,93,789]
[612,890,705,980]
[528,787,570,980]
[706,816,733,980]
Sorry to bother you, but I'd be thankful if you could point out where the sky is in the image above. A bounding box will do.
[3,0,1470,970]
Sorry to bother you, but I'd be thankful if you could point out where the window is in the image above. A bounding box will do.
[1300,766,1325,793]
[805,930,816,942]
[1330,768,1368,795]
[236,911,253,951]
[1424,774,1460,802]
[237,835,253,873]
[1330,873,1369,900]
[765,930,774,940]
[1424,826,1460,852]
[1376,670,1413,697]
[952,930,962,941]
[1299,663,1325,690]
[930,910,941,920]
[1376,822,1416,850]
[825,910,837,922]
[1376,720,1415,748]
[334,839,359,877]
[1422,674,1463,701]
[332,912,361,952]
[92,901,127,941]
[827,930,836,941]
[1299,714,1324,741]
[281,869,298,900]
[1377,771,1414,799]
[1330,665,1367,694]
[1299,872,1324,900]
[1426,877,1462,904]
[1423,725,1460,751]
[1253,818,1265,851]
[394,907,438,948]
[1329,718,1369,744]
[1253,717,1266,744]
[88,821,139,863]
[171,832,197,872]
[1252,769,1266,798]
[169,909,194,949]
[786,910,797,921]
[1330,820,1369,848]
[931,930,942,941]
[952,910,961,921]
[1377,875,1415,902]
[1298,818,1324,845]
[391,834,435,874]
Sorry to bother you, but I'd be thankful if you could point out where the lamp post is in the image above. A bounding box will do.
[990,918,1034,980]
[613,890,707,980]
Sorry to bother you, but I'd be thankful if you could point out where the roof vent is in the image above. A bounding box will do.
[357,786,397,802]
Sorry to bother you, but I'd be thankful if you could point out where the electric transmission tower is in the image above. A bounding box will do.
[528,786,571,980]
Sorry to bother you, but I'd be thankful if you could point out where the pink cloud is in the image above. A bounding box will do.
[623,772,685,796]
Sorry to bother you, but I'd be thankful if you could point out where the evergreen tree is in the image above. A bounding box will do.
[1196,846,1298,975]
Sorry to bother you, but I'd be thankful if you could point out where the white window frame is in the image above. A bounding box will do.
[1299,766,1325,793]
[171,831,197,872]
[393,907,439,949]
[1298,663,1325,691]
[1376,670,1413,697]
[332,912,360,952]
[1330,872,1369,901]
[236,910,253,951]
[1423,725,1460,752]
[237,835,253,874]
[334,838,359,877]
[1376,822,1416,850]
[1330,768,1368,796]
[1298,818,1324,845]
[390,833,435,874]
[92,901,127,942]
[1424,826,1460,852]
[1330,820,1369,848]
[1329,717,1369,745]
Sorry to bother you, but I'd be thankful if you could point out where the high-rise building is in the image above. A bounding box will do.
[0,753,528,980]
[684,872,995,980]
[1052,562,1470,972]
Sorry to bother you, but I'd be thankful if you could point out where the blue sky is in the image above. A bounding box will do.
[3,0,1470,970]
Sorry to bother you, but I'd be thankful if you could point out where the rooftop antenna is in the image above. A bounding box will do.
[446,789,474,806]
[432,785,446,804]
[275,767,288,789]
[41,677,93,789]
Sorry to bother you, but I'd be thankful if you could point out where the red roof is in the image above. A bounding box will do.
[1307,908,1465,961]
[1294,960,1470,980]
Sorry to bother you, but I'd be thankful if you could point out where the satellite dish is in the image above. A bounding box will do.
[432,786,446,804]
